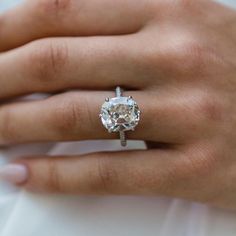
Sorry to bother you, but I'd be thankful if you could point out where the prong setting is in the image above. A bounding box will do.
[100,87,140,147]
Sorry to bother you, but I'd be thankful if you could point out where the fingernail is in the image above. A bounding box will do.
[0,164,28,185]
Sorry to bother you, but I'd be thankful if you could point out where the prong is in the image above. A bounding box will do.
[131,128,135,131]
[127,96,133,102]
[105,97,110,102]
[108,129,112,133]
[99,114,102,118]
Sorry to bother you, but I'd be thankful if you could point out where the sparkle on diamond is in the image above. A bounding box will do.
[100,97,140,132]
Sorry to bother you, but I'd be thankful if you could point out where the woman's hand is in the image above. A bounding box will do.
[0,0,236,210]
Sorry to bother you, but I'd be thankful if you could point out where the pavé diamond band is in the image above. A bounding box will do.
[100,87,141,147]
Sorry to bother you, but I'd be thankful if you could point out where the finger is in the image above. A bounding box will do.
[0,0,152,51]
[0,36,148,99]
[0,90,207,145]
[1,150,179,194]
[0,148,217,201]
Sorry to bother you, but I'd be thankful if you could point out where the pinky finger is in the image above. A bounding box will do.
[0,149,180,194]
[0,147,217,203]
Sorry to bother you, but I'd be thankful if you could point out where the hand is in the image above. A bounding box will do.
[0,0,236,210]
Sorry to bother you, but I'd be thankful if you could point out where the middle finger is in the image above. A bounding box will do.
[0,36,149,99]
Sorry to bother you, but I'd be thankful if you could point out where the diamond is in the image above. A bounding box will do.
[100,96,140,132]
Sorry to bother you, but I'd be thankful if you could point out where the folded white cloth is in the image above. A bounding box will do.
[0,0,236,235]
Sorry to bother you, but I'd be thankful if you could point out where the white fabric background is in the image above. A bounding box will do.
[0,0,236,235]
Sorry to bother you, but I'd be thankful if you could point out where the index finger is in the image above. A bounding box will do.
[0,0,153,51]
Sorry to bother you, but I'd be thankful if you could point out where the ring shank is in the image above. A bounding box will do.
[116,86,127,147]
[119,131,127,147]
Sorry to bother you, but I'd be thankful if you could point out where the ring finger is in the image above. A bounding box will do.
[0,90,204,145]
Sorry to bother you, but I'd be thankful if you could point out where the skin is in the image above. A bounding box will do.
[0,0,236,210]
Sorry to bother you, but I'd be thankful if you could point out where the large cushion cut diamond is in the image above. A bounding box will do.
[100,97,140,132]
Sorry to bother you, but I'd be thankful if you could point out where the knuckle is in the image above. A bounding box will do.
[0,107,16,143]
[28,40,68,84]
[189,150,215,175]
[143,36,210,77]
[169,39,207,74]
[172,151,221,203]
[188,148,218,176]
[36,0,71,18]
[169,38,222,77]
[194,93,225,122]
[45,160,62,192]
[51,95,85,135]
[176,39,218,76]
[161,0,198,15]
[170,146,219,188]
[173,0,194,8]
[91,157,118,193]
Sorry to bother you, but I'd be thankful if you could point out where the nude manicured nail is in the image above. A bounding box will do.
[0,164,28,185]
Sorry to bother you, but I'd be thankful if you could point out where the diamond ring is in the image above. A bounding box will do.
[100,86,141,147]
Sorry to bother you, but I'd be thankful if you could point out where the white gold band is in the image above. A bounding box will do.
[115,87,127,146]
